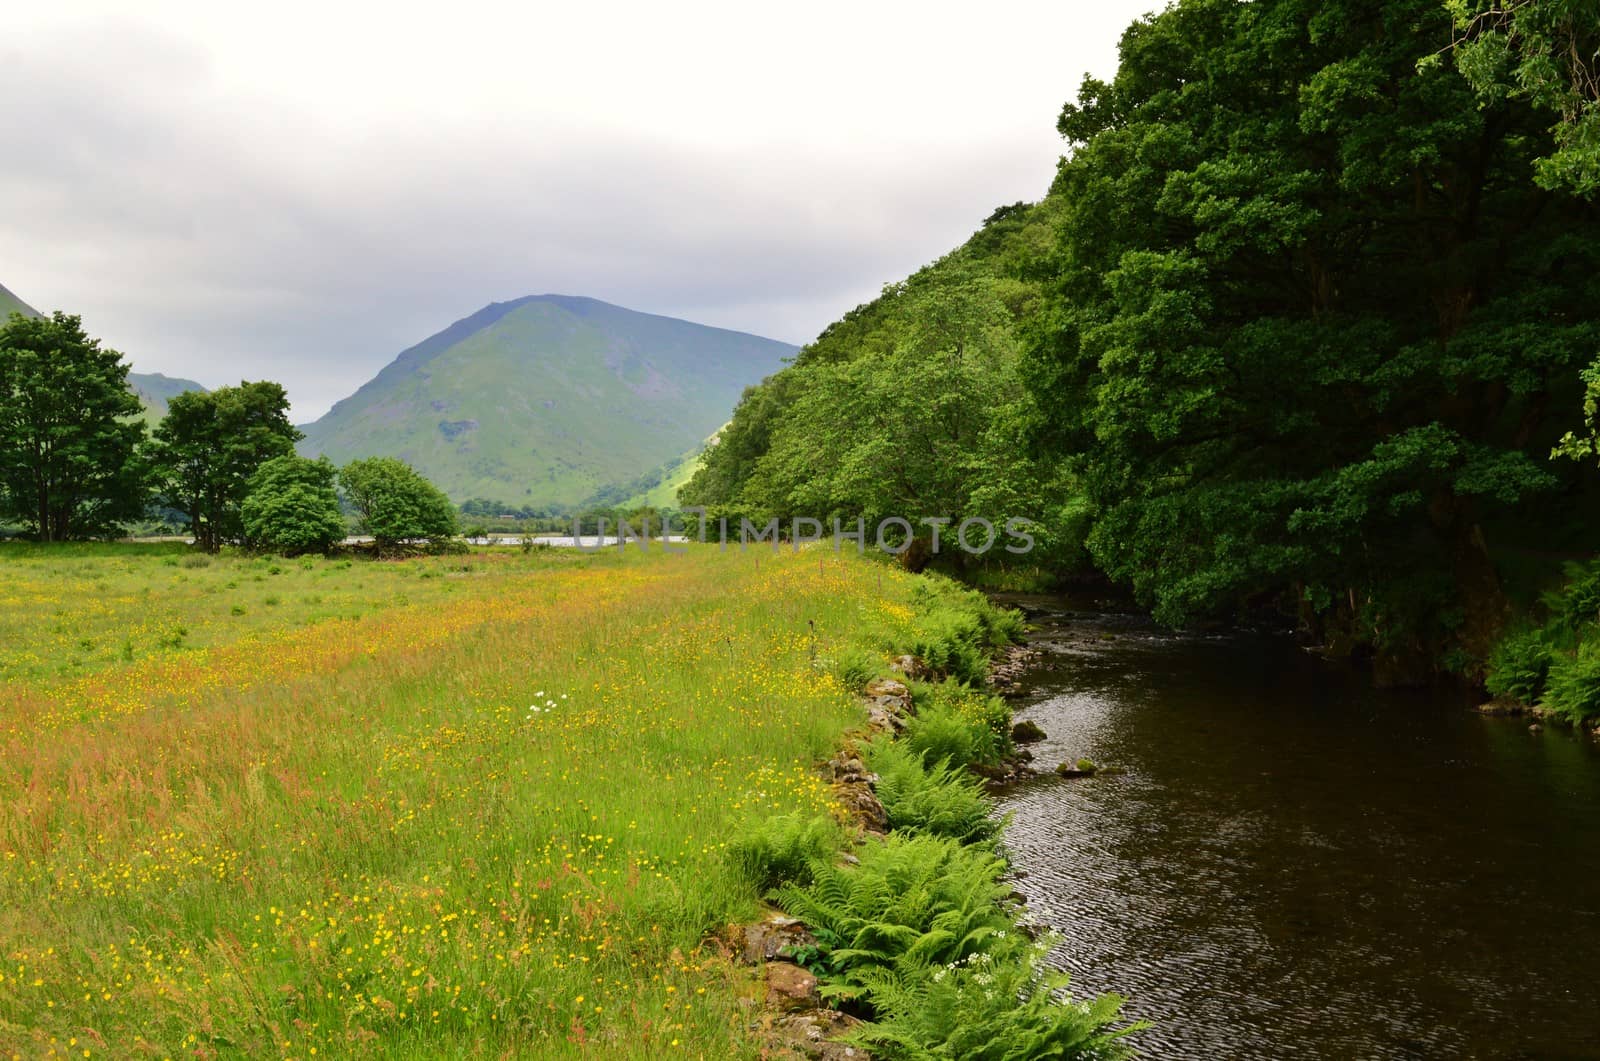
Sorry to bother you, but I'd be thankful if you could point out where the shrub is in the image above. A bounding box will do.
[866,740,1000,846]
[727,812,842,892]
[1541,644,1600,723]
[1485,627,1555,704]
[241,455,347,556]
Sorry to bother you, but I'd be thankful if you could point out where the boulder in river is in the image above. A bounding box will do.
[1011,719,1047,744]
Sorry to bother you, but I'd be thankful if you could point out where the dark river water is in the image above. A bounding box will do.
[995,596,1600,1060]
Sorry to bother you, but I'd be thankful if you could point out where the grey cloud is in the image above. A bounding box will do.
[0,18,1070,420]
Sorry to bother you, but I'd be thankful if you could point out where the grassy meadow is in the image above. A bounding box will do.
[0,542,939,1058]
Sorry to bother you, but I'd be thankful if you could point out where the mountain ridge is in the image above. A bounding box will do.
[299,295,794,506]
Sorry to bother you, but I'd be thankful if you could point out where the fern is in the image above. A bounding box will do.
[727,812,842,892]
[867,739,1002,845]
[845,949,1143,1060]
[776,834,1022,1002]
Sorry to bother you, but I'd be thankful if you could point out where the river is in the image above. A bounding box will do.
[994,595,1600,1060]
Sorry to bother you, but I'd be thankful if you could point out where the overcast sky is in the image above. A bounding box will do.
[3,1,1155,420]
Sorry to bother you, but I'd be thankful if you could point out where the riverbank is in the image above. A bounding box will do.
[736,583,1137,1059]
[0,543,1026,1057]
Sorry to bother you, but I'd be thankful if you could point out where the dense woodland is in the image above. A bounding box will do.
[686,0,1600,688]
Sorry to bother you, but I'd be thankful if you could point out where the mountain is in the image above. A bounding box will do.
[298,295,795,506]
[0,281,38,319]
[128,372,208,428]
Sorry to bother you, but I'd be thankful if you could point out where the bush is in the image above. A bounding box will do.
[241,455,347,556]
[866,740,1000,845]
[727,812,842,892]
[1485,627,1556,704]
[1541,644,1600,723]
[339,457,459,554]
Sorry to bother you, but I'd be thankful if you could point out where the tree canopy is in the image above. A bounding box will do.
[339,457,458,554]
[240,454,347,555]
[149,381,301,552]
[0,311,148,540]
[1025,0,1600,679]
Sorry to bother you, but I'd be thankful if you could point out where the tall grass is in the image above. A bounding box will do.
[0,542,948,1058]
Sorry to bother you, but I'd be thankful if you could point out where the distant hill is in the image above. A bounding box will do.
[0,281,38,320]
[298,295,795,506]
[128,372,208,429]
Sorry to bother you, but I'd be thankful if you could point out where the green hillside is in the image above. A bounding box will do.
[127,372,207,429]
[298,295,794,506]
[0,281,38,320]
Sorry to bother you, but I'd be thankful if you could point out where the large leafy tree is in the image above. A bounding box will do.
[684,203,1085,567]
[149,381,300,552]
[0,311,148,540]
[1025,0,1600,681]
[240,454,347,555]
[339,457,457,554]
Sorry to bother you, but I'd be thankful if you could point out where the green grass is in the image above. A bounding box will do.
[0,541,954,1057]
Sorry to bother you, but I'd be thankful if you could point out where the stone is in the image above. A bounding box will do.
[766,961,819,1012]
[889,654,930,680]
[863,677,909,701]
[1011,719,1047,744]
[771,1010,868,1059]
[743,914,815,964]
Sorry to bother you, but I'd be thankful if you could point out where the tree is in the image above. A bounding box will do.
[339,457,458,554]
[0,311,148,541]
[149,382,301,552]
[240,454,347,555]
[1025,0,1600,681]
[1444,0,1600,196]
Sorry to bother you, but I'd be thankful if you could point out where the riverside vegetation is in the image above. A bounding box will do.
[0,541,1128,1058]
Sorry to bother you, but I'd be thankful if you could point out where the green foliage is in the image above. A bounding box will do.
[726,812,843,893]
[832,646,880,693]
[866,740,1001,846]
[1485,627,1556,703]
[776,834,1021,1002]
[903,695,1001,771]
[843,949,1138,1061]
[1445,0,1600,196]
[241,455,347,556]
[1544,559,1600,632]
[1541,642,1600,722]
[149,381,301,552]
[1024,0,1600,668]
[902,577,1022,684]
[0,311,149,540]
[777,832,1134,1058]
[339,457,459,554]
[682,203,1091,575]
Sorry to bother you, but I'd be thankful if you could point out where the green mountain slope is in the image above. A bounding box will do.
[128,372,208,429]
[298,295,795,506]
[0,281,39,320]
